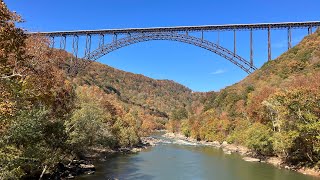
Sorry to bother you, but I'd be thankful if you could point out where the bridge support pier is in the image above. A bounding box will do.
[234,29,236,56]
[288,27,292,49]
[85,34,92,57]
[268,26,271,61]
[217,30,220,45]
[201,31,204,42]
[308,26,313,35]
[70,35,79,74]
[72,35,79,59]
[250,28,253,67]
[113,33,118,44]
[99,34,105,48]
[60,35,66,50]
[51,36,55,48]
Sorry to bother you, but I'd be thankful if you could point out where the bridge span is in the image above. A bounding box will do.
[30,21,320,74]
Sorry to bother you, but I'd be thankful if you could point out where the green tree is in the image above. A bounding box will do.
[1,108,68,178]
[245,123,273,155]
[65,86,116,153]
[263,88,320,165]
[66,102,114,153]
[112,118,139,147]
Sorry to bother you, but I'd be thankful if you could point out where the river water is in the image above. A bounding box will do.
[78,135,317,180]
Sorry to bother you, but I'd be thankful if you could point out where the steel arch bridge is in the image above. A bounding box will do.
[85,32,256,73]
[30,21,320,74]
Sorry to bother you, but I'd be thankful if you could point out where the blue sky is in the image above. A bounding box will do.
[6,0,320,92]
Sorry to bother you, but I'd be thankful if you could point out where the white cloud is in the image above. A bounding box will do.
[210,69,226,75]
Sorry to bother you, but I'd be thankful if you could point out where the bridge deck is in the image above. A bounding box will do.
[30,21,320,36]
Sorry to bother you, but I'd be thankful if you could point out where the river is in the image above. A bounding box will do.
[78,134,318,180]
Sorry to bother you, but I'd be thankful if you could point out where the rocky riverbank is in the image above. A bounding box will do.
[162,132,320,178]
[50,137,158,179]
[162,132,250,155]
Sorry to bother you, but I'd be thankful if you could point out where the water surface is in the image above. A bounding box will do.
[78,136,318,180]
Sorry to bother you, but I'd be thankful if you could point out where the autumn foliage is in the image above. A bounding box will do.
[170,28,320,169]
[1,1,320,178]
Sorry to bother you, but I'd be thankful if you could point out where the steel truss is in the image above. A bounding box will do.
[84,32,257,74]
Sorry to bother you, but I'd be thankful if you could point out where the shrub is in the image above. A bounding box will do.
[1,108,68,178]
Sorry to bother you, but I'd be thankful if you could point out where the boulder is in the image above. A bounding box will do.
[221,141,228,146]
[243,157,260,162]
[79,164,96,172]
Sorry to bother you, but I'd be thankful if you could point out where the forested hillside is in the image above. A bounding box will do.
[0,3,195,178]
[74,62,194,117]
[168,28,320,169]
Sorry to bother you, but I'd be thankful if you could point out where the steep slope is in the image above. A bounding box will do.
[173,28,320,169]
[74,62,195,117]
[204,28,320,119]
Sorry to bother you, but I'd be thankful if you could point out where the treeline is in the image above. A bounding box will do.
[167,29,320,168]
[0,3,192,178]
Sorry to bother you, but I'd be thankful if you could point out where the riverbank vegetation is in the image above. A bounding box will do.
[167,28,320,170]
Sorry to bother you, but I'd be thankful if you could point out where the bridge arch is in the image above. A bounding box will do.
[84,32,257,73]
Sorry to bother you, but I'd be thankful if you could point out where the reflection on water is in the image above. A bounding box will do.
[78,137,318,180]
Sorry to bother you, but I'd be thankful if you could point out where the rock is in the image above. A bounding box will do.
[224,150,232,154]
[224,144,238,152]
[66,174,75,179]
[266,157,282,167]
[85,170,95,175]
[212,141,220,146]
[243,157,260,162]
[202,141,220,147]
[163,133,175,138]
[236,146,250,156]
[131,148,142,153]
[297,167,320,177]
[79,160,86,164]
[221,141,228,146]
[141,136,161,146]
[119,147,131,153]
[79,164,95,171]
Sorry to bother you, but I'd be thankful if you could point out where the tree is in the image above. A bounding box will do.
[171,107,188,120]
[245,123,273,155]
[263,88,320,165]
[0,1,26,79]
[0,1,26,123]
[0,2,76,178]
[1,108,68,178]
[112,118,139,147]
